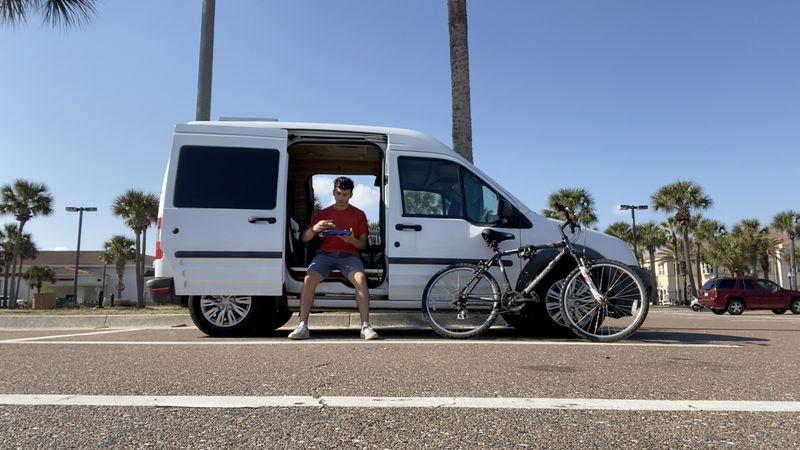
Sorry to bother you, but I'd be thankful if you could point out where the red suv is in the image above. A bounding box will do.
[699,277,800,315]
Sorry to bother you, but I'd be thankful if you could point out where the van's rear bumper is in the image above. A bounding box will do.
[146,277,177,305]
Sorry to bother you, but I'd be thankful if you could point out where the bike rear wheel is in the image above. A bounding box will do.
[560,259,648,342]
[422,263,500,339]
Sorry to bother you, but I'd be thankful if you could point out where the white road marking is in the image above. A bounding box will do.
[0,328,144,343]
[0,339,740,348]
[0,394,797,412]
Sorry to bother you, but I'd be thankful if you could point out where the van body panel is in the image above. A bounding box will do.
[385,150,523,301]
[162,128,288,296]
[154,120,646,314]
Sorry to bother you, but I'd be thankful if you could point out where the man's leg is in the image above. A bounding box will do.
[348,271,370,323]
[299,271,324,323]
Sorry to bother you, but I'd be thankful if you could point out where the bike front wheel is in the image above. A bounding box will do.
[422,263,500,339]
[560,259,648,342]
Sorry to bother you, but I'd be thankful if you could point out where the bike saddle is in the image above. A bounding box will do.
[482,229,515,245]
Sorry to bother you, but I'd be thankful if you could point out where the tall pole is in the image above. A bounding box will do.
[72,209,83,304]
[196,0,216,121]
[630,208,638,264]
[619,204,648,265]
[67,207,97,306]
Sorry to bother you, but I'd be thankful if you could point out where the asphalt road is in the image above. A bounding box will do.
[1,308,799,449]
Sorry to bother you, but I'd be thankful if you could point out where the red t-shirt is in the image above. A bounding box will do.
[310,205,369,256]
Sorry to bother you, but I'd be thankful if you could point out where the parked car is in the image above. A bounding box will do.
[698,277,800,315]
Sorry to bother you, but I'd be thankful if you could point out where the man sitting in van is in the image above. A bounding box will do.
[288,176,379,340]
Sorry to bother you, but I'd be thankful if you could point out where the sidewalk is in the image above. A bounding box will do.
[0,311,433,330]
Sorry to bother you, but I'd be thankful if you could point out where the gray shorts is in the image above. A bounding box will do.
[307,252,364,279]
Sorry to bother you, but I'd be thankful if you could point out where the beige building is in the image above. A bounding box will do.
[643,235,796,305]
[2,251,154,306]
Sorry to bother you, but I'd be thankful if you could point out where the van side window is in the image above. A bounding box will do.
[463,171,500,224]
[174,146,279,209]
[398,157,463,217]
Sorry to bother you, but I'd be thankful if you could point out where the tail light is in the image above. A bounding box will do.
[155,217,163,260]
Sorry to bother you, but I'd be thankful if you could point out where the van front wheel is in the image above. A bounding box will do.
[189,295,262,337]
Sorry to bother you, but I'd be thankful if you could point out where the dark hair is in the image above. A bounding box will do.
[334,176,354,192]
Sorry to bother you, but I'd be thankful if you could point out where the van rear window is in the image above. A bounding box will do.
[173,146,279,210]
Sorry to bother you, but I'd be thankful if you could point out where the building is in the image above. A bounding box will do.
[642,234,797,305]
[1,251,154,306]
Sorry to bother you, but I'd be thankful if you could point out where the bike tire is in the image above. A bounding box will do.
[422,263,500,339]
[560,259,648,342]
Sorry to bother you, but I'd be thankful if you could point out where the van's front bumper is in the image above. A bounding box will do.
[631,266,655,304]
[146,277,177,305]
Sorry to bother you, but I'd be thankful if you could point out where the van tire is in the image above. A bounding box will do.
[503,267,573,337]
[189,295,263,337]
[252,307,294,334]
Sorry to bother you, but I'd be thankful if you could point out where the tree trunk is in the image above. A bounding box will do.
[134,231,144,308]
[7,221,26,309]
[791,238,797,290]
[196,0,216,121]
[681,226,696,298]
[140,228,147,307]
[647,247,658,305]
[448,0,473,163]
[695,242,702,291]
[2,260,9,304]
[116,261,125,300]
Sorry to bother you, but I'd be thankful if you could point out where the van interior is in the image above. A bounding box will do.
[285,139,385,289]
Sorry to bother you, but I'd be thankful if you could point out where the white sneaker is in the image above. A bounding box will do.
[360,324,379,340]
[288,322,309,340]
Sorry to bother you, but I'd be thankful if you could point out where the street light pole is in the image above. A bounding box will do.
[618,204,648,264]
[66,207,97,306]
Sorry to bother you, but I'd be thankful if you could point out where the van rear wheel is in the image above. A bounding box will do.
[189,295,262,337]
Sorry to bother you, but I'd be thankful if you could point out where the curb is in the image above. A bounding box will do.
[0,312,436,330]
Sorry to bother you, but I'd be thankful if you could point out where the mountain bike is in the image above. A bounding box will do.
[421,203,648,342]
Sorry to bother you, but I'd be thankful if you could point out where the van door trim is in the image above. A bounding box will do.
[175,251,282,258]
[388,257,511,267]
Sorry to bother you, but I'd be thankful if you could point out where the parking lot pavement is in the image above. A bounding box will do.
[1,308,799,448]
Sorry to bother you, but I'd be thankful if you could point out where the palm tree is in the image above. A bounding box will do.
[637,221,667,304]
[604,222,632,244]
[771,210,800,289]
[706,233,748,277]
[101,235,135,301]
[0,180,53,308]
[542,188,598,227]
[22,264,56,293]
[0,0,96,27]
[651,181,712,297]
[448,0,473,162]
[729,219,778,278]
[112,190,158,307]
[693,216,725,284]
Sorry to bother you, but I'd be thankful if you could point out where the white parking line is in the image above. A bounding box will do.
[0,394,796,412]
[0,339,740,348]
[0,328,144,343]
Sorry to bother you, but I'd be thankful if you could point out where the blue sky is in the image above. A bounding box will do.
[1,0,798,255]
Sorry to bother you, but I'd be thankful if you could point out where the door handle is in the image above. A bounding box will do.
[395,223,422,231]
[248,216,277,224]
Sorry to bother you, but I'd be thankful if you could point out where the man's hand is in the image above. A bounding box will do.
[312,220,335,234]
[339,228,367,250]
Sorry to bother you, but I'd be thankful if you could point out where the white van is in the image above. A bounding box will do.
[148,120,649,336]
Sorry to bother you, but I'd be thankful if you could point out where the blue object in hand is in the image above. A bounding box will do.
[320,229,352,236]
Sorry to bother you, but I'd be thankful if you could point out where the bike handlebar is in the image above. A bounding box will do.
[553,202,578,234]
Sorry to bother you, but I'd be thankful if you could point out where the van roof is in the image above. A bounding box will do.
[178,120,458,158]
